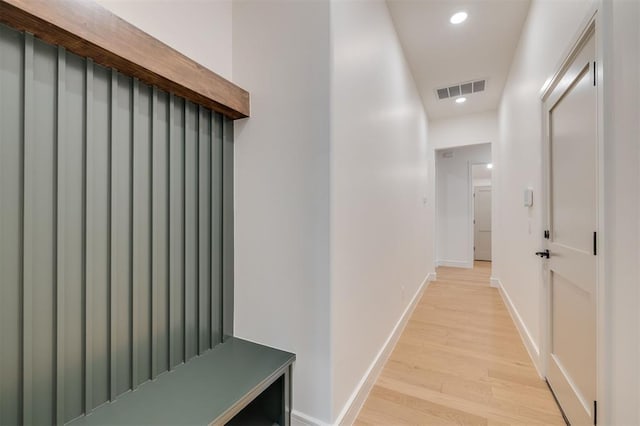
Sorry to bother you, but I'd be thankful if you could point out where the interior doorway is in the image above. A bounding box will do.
[435,144,491,269]
[471,163,492,262]
[541,21,598,426]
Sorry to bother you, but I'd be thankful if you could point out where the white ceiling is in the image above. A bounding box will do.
[387,0,530,120]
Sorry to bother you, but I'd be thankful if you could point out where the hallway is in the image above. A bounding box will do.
[355,263,564,425]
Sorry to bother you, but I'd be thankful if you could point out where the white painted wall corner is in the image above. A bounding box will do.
[494,278,543,376]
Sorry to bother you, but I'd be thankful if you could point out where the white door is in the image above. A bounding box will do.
[543,28,597,426]
[474,186,491,261]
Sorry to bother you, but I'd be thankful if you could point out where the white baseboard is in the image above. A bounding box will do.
[494,278,543,376]
[436,259,473,269]
[292,410,328,426]
[489,277,500,288]
[331,272,435,426]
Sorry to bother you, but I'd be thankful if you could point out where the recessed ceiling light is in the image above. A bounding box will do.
[455,97,467,104]
[450,11,468,24]
[487,163,494,169]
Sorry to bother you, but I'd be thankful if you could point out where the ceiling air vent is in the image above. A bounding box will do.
[436,79,486,100]
[436,88,449,100]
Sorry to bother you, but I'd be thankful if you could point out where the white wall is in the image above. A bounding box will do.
[473,179,492,187]
[600,0,640,423]
[233,0,433,423]
[472,164,492,187]
[496,0,640,423]
[494,0,595,370]
[95,0,233,80]
[329,0,432,422]
[435,144,491,268]
[232,1,332,423]
[429,110,498,150]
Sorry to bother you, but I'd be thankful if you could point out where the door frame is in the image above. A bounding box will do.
[472,184,492,262]
[468,161,492,265]
[539,7,604,423]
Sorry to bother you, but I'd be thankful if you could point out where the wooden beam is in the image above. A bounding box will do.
[0,0,250,119]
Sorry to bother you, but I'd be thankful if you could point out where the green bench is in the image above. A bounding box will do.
[68,338,295,426]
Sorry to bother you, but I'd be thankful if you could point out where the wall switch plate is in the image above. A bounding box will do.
[524,188,533,207]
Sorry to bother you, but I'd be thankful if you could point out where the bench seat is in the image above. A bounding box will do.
[68,338,295,426]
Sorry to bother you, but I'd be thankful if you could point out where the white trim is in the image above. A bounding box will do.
[435,259,473,269]
[292,410,328,426]
[332,272,435,426]
[494,278,543,376]
[427,272,437,282]
[489,277,500,288]
[593,4,606,423]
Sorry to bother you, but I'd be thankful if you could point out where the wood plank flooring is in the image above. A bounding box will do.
[355,262,564,425]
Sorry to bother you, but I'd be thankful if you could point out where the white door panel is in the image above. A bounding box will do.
[551,272,596,401]
[549,243,596,295]
[551,68,597,254]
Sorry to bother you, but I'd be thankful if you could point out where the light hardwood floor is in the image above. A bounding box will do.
[355,261,564,425]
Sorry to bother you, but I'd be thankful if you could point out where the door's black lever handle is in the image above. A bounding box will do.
[535,250,550,259]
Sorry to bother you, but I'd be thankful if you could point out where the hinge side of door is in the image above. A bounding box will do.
[594,400,597,425]
[593,61,597,86]
[544,230,550,239]
[593,231,597,256]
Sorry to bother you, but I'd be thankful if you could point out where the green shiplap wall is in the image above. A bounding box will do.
[0,24,234,426]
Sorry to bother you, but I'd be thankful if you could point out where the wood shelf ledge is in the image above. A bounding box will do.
[0,0,250,119]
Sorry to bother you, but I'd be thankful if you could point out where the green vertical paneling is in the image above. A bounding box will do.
[152,89,170,375]
[28,37,57,426]
[185,101,198,360]
[131,80,139,390]
[108,69,118,402]
[198,108,212,353]
[222,118,234,341]
[61,51,86,423]
[211,113,223,347]
[133,79,152,387]
[22,32,35,426]
[55,46,66,426]
[113,73,133,395]
[84,59,94,416]
[0,23,232,425]
[169,96,185,367]
[0,24,24,426]
[87,63,111,410]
